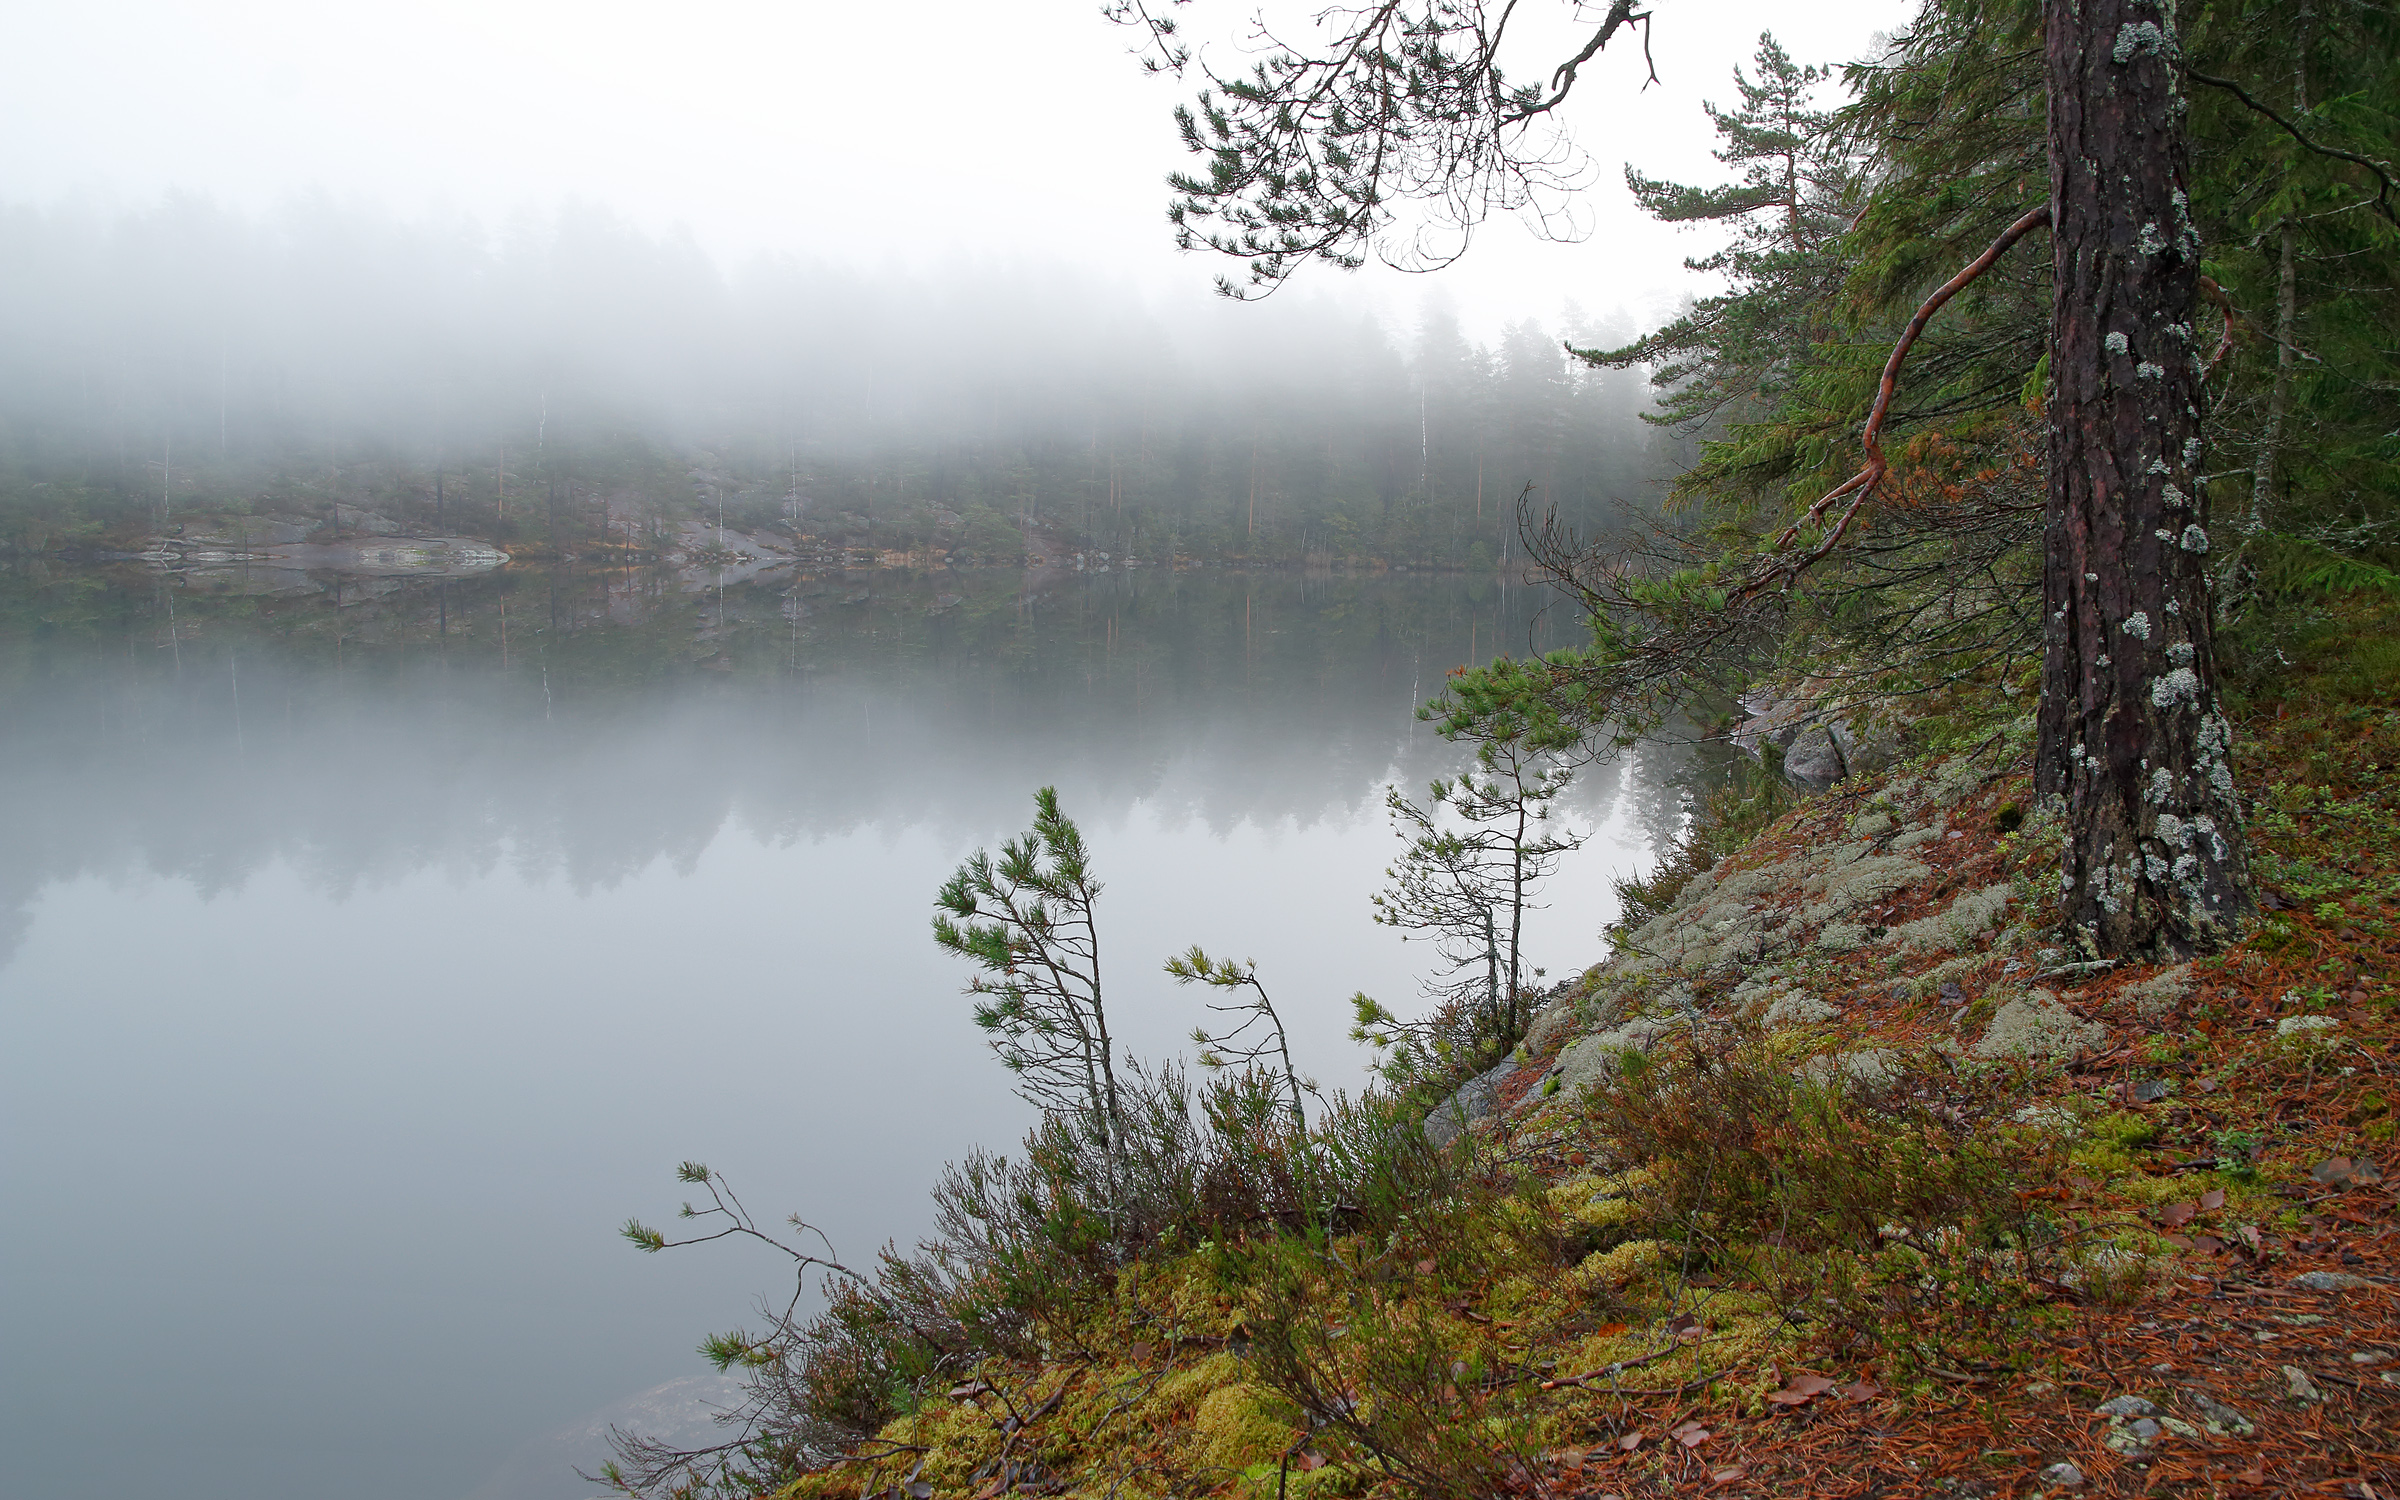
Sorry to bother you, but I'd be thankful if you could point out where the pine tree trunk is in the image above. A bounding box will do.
[2036,0,2253,957]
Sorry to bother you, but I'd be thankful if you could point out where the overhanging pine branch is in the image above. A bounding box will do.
[1739,202,2052,599]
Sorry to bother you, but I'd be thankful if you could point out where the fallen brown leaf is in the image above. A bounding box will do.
[1766,1372,1840,1407]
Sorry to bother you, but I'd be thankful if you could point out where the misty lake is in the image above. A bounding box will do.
[0,561,1712,1500]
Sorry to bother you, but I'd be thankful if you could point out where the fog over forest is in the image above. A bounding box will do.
[0,195,1679,567]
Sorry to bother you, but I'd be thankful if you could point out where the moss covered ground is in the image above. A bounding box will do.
[778,601,2398,1500]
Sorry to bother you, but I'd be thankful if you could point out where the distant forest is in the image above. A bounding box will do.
[0,197,1679,566]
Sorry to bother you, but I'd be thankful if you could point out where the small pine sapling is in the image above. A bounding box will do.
[1363,733,1585,1074]
[1165,945,1310,1129]
[932,786,1124,1150]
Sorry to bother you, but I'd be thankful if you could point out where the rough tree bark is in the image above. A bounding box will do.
[2036,0,2253,957]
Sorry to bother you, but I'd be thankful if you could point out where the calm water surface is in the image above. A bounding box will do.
[0,561,1712,1500]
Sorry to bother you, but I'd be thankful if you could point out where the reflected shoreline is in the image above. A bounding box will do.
[0,563,1734,966]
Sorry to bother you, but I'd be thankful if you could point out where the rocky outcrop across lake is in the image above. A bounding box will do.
[140,509,509,585]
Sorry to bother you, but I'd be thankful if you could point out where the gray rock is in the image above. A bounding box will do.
[2039,1460,2085,1487]
[2282,1364,2325,1403]
[1830,718,1896,778]
[332,503,403,535]
[1730,692,1813,758]
[1784,722,1850,790]
[2290,1271,2374,1292]
[2095,1395,2159,1417]
[1423,1062,1517,1150]
[2180,1390,2255,1437]
[181,513,317,548]
[1547,1014,1682,1101]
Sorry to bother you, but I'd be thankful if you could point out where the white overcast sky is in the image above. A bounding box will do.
[2,0,1915,342]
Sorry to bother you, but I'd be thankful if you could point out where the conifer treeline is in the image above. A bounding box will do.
[0,198,1670,564]
[1596,6,2396,600]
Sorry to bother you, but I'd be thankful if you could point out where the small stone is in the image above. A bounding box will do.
[2309,1156,2384,1188]
[2277,1015,2340,1037]
[2095,1395,2159,1417]
[2040,1460,2085,1487]
[2282,1365,2325,1403]
[2127,1418,2162,1442]
[2290,1270,2374,1292]
[2181,1391,2256,1437]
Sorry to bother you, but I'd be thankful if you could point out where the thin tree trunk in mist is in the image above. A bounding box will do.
[2248,1,2308,531]
[1248,429,1259,542]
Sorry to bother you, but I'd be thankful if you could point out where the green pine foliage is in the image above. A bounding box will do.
[933,787,1124,1141]
[1446,6,2393,753]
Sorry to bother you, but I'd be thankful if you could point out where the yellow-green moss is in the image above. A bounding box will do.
[1486,1272,1546,1323]
[1232,1460,1366,1500]
[1547,1167,1657,1233]
[1155,1351,1249,1411]
[2068,1138,2138,1178]
[1574,1237,1668,1290]
[1192,1384,1303,1472]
